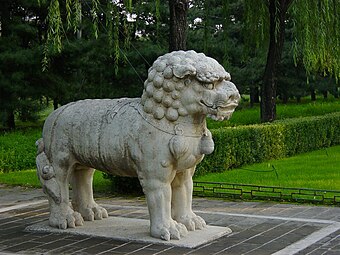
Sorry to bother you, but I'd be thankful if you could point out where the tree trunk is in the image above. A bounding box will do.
[53,99,59,110]
[334,88,339,99]
[250,86,260,107]
[5,110,15,130]
[310,88,316,101]
[169,0,189,51]
[282,93,288,104]
[260,0,291,122]
[323,91,328,99]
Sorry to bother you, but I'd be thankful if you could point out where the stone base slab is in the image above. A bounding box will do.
[25,216,232,248]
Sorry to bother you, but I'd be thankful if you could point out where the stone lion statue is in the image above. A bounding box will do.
[36,50,240,241]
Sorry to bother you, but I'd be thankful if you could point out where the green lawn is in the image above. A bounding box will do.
[0,170,112,194]
[195,145,340,191]
[208,97,340,128]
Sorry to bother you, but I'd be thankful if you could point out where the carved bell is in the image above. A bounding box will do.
[200,134,214,155]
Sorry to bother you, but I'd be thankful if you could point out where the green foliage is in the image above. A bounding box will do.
[280,113,340,155]
[208,97,340,128]
[243,0,340,81]
[0,169,41,187]
[0,169,112,193]
[291,0,340,81]
[198,112,340,176]
[0,129,41,172]
[103,174,144,195]
[244,0,269,48]
[0,0,49,129]
[43,0,63,69]
[195,145,340,191]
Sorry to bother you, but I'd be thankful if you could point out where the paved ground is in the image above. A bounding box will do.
[0,184,339,255]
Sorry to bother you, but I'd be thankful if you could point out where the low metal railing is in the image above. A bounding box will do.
[193,181,340,205]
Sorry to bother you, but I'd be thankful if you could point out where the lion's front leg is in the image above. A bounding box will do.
[171,168,206,231]
[140,174,188,241]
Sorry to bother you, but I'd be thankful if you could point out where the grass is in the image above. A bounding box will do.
[195,145,340,191]
[207,97,340,128]
[0,128,41,171]
[0,170,112,194]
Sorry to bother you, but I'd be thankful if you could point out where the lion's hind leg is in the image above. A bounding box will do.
[36,144,83,229]
[70,166,108,221]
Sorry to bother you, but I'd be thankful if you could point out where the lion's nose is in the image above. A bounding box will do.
[216,81,240,104]
[228,91,240,104]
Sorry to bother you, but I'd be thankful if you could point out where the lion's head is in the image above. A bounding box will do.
[141,50,240,122]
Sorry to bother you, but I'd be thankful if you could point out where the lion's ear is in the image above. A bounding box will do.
[173,64,196,79]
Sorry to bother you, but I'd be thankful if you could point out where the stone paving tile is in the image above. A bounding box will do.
[33,233,69,243]
[49,245,89,254]
[0,232,34,245]
[70,237,110,248]
[1,193,340,255]
[213,216,252,228]
[260,240,291,252]
[302,248,329,255]
[293,224,324,235]
[2,241,43,253]
[156,247,192,255]
[216,242,261,255]
[33,238,78,250]
[291,207,330,219]
[67,242,122,254]
[111,242,154,253]
[187,242,230,254]
[228,217,270,230]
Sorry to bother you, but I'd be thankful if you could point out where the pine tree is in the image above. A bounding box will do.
[0,0,47,129]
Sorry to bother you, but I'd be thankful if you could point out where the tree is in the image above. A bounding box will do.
[169,0,189,51]
[244,0,340,122]
[41,0,168,104]
[0,0,48,129]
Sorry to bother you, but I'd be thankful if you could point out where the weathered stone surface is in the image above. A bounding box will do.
[36,50,240,240]
[26,217,232,248]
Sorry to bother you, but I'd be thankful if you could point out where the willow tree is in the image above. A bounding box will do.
[40,0,133,71]
[41,0,187,70]
[244,0,340,122]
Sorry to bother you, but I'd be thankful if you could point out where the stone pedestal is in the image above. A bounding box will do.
[25,217,232,248]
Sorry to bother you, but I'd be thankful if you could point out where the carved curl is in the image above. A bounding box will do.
[141,50,231,122]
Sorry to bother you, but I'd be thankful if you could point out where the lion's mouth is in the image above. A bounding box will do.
[200,100,238,121]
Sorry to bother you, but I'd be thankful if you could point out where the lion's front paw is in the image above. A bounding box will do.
[49,208,84,229]
[176,213,206,231]
[151,220,188,241]
[77,203,108,221]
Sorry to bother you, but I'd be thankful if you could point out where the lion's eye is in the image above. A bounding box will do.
[204,83,214,90]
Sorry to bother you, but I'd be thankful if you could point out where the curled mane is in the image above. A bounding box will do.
[141,50,231,122]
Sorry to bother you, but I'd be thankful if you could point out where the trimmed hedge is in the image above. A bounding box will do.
[197,112,340,175]
[1,112,339,181]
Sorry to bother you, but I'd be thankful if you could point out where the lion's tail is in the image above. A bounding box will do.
[35,138,61,204]
[36,138,44,155]
[36,138,49,177]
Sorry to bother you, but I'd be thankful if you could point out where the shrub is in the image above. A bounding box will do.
[197,112,340,176]
[281,114,340,155]
[0,129,41,172]
[103,174,144,196]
